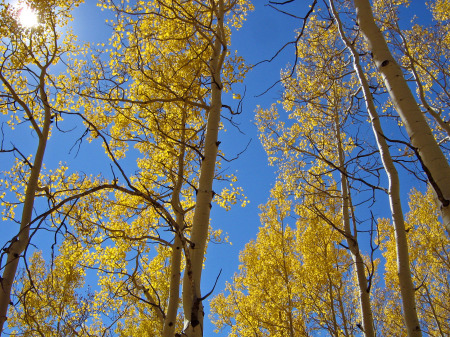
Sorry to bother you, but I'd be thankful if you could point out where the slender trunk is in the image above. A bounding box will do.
[353,0,450,236]
[182,2,226,336]
[0,81,51,333]
[162,229,183,336]
[333,105,376,337]
[332,2,422,335]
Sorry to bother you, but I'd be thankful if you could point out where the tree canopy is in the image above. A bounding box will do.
[1,0,449,336]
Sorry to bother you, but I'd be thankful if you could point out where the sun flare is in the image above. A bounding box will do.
[15,3,38,28]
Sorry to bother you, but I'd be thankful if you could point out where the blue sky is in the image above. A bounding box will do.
[1,0,434,335]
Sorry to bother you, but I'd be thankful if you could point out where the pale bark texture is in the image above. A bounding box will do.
[335,2,422,335]
[163,230,183,337]
[0,80,51,333]
[353,0,450,236]
[182,1,227,336]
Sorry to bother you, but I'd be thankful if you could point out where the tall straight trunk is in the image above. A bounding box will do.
[353,0,450,236]
[333,106,376,337]
[332,1,422,335]
[182,1,226,336]
[0,79,51,333]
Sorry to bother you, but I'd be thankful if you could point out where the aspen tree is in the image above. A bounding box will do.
[353,0,450,236]
[180,0,229,332]
[214,1,447,335]
[330,1,421,335]
[333,106,376,337]
[0,1,83,332]
[6,0,251,335]
[255,10,380,334]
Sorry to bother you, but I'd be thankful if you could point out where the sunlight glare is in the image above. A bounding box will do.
[15,3,39,28]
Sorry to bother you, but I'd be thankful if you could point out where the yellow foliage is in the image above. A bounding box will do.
[211,194,358,336]
[379,187,450,336]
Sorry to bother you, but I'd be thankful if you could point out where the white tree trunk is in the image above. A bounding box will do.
[353,0,450,236]
[163,231,183,337]
[182,2,226,336]
[337,2,423,335]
